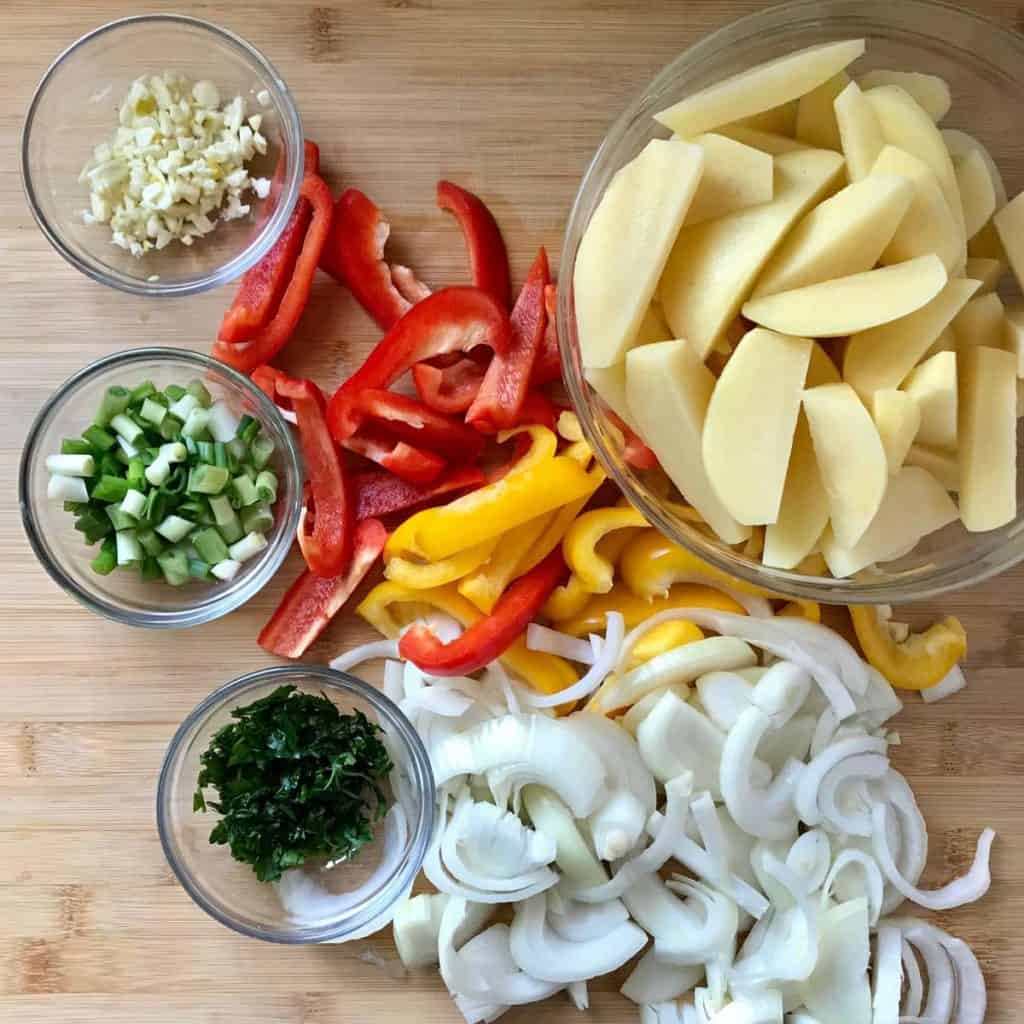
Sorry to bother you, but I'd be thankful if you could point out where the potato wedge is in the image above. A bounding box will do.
[923,325,958,361]
[954,149,997,240]
[952,292,1005,351]
[626,340,749,544]
[753,174,912,296]
[686,133,774,225]
[655,39,865,139]
[729,100,799,137]
[1005,305,1024,376]
[969,218,1009,264]
[803,383,889,548]
[942,128,1007,207]
[905,443,959,492]
[716,125,810,155]
[795,72,850,150]
[858,70,951,121]
[964,256,1004,294]
[575,139,704,369]
[660,149,844,358]
[959,345,1017,531]
[742,254,947,338]
[703,328,812,525]
[872,389,920,474]
[994,191,1024,295]
[904,351,957,449]
[834,80,884,180]
[843,277,980,398]
[821,466,957,577]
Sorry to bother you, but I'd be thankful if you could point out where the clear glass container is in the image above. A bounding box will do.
[22,14,304,297]
[19,347,302,627]
[559,0,1024,604]
[157,666,435,944]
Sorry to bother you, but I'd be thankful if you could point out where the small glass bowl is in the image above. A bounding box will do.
[21,14,304,297]
[157,666,435,944]
[559,0,1024,604]
[19,347,302,628]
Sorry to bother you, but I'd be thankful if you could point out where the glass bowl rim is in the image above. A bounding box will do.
[20,12,304,299]
[558,0,1024,605]
[18,345,304,628]
[156,664,436,945]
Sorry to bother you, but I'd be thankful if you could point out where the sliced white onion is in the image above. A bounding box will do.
[566,711,657,815]
[621,949,704,1005]
[523,613,624,708]
[527,623,596,664]
[642,1001,688,1024]
[691,791,728,866]
[696,671,755,732]
[622,684,693,736]
[785,830,830,894]
[456,921,562,1006]
[548,893,630,942]
[567,980,589,1011]
[454,993,507,1024]
[402,687,476,718]
[383,659,405,703]
[855,667,902,727]
[900,937,924,1018]
[589,789,649,861]
[521,785,609,890]
[706,991,783,1023]
[817,753,889,837]
[820,850,884,926]
[870,923,902,1024]
[794,735,889,827]
[639,690,728,794]
[887,918,956,1024]
[329,638,400,672]
[657,878,739,967]
[920,665,966,704]
[799,897,870,1023]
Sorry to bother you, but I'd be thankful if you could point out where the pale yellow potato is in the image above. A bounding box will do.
[795,72,850,150]
[835,80,884,180]
[969,219,1009,264]
[686,134,774,225]
[753,174,913,297]
[904,351,958,449]
[922,325,958,361]
[626,340,750,544]
[716,125,811,155]
[905,443,960,491]
[729,100,799,137]
[575,139,704,369]
[843,278,979,398]
[802,382,889,548]
[742,254,947,338]
[871,145,961,270]
[807,341,842,388]
[655,39,865,139]
[872,389,921,474]
[959,345,1018,531]
[952,292,1005,351]
[702,328,812,525]
[1004,305,1024,376]
[954,149,997,240]
[660,149,844,359]
[994,191,1024,294]
[821,466,958,577]
[964,257,1004,294]
[942,128,1007,206]
[858,70,952,122]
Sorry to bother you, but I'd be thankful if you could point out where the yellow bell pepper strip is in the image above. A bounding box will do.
[356,580,577,696]
[563,506,650,594]
[849,605,967,690]
[629,620,705,666]
[384,536,499,590]
[558,583,745,637]
[386,455,596,563]
[563,439,595,467]
[499,423,559,470]
[542,573,592,621]
[779,600,821,624]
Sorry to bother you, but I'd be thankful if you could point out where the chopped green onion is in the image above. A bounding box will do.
[155,515,194,543]
[110,413,144,446]
[90,475,131,503]
[181,408,210,440]
[188,557,212,580]
[120,488,147,519]
[189,464,230,495]
[116,529,143,566]
[48,475,90,502]
[254,470,278,503]
[158,415,183,442]
[211,558,241,582]
[207,402,240,442]
[99,452,121,477]
[140,555,162,581]
[116,435,140,458]
[46,453,95,477]
[187,379,213,408]
[169,393,200,422]
[193,527,230,565]
[140,397,167,426]
[237,414,261,445]
[164,383,187,402]
[241,503,274,535]
[143,489,167,524]
[63,501,91,514]
[231,475,260,507]
[74,509,111,544]
[250,435,275,469]
[130,380,157,404]
[208,494,235,527]
[163,465,188,495]
[127,458,146,490]
[91,536,117,575]
[83,424,117,451]
[61,438,95,456]
[196,441,215,464]
[226,437,248,464]
[106,505,136,531]
[157,547,189,586]
[96,386,131,427]
[137,528,165,557]
[228,531,268,563]
[213,442,229,468]
[183,436,198,457]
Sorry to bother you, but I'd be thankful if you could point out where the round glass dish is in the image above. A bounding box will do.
[560,0,1024,604]
[157,666,435,944]
[21,14,303,297]
[19,347,302,628]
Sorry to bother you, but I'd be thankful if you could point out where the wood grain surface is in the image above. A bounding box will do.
[3,1,1024,1020]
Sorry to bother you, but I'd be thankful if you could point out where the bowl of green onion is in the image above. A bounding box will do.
[19,346,302,627]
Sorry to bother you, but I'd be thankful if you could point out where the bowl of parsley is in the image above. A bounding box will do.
[157,665,435,943]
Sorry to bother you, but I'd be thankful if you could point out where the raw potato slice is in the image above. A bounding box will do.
[835,80,884,180]
[923,325,957,361]
[952,292,1005,351]
[959,345,1018,531]
[843,277,980,399]
[872,389,920,473]
[742,254,948,338]
[906,443,959,491]
[858,70,951,121]
[654,39,865,139]
[821,466,958,577]
[954,149,997,240]
[795,72,850,150]
[964,256,1004,293]
[575,140,704,369]
[626,340,750,544]
[686,133,774,225]
[717,125,810,155]
[702,328,813,525]
[730,100,799,136]
[942,128,1007,207]
[904,351,957,449]
[660,149,845,358]
[752,174,913,297]
[1005,305,1024,376]
[994,192,1024,294]
[807,341,842,388]
[969,219,1009,263]
[803,383,888,548]
[871,145,961,271]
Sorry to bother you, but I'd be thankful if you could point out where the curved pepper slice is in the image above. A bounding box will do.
[412,357,487,414]
[399,548,567,676]
[385,536,499,590]
[563,506,649,594]
[542,573,591,621]
[849,605,967,690]
[353,465,485,521]
[437,180,511,309]
[259,519,386,659]
[343,426,446,485]
[530,283,562,387]
[629,621,706,666]
[327,287,512,443]
[212,172,333,374]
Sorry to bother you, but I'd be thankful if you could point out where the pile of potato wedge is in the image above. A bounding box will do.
[576,38,1024,579]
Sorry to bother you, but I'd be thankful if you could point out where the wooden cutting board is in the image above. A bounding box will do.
[2,1,1024,1019]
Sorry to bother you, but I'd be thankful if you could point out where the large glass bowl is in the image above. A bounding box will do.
[157,666,435,944]
[559,0,1024,604]
[19,347,302,628]
[21,14,303,297]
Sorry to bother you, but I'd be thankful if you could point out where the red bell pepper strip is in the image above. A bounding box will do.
[411,357,487,414]
[437,180,511,309]
[319,188,429,331]
[304,139,321,177]
[251,364,324,423]
[353,465,485,521]
[399,547,568,676]
[343,425,447,485]
[606,411,660,471]
[530,283,563,387]
[259,519,387,659]
[466,248,549,431]
[327,286,511,442]
[212,172,334,374]
[470,390,557,436]
[274,375,352,577]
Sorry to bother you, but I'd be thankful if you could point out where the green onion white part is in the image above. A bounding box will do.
[45,453,95,477]
[47,474,89,502]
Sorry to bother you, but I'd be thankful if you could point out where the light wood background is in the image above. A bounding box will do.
[3,1,1024,1020]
